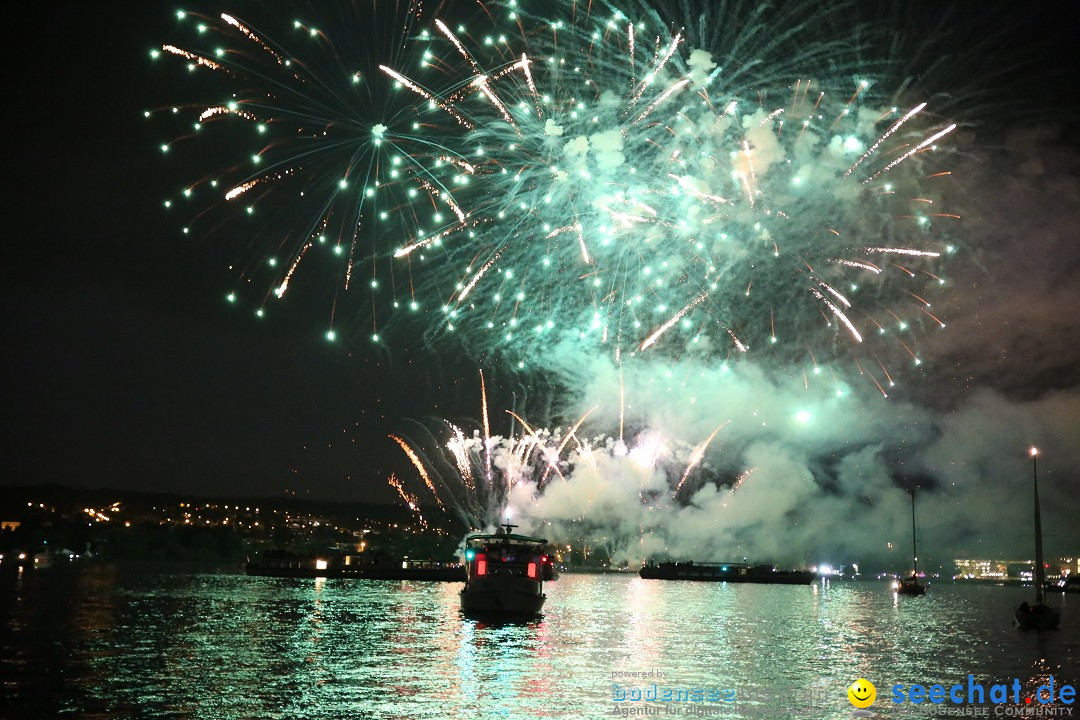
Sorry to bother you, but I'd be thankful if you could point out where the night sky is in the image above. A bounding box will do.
[8,2,534,504]
[7,0,1080,542]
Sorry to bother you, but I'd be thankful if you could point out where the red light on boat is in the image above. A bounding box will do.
[476,556,487,576]
[528,562,537,579]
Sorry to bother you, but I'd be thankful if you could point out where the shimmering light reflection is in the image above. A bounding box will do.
[4,569,1075,717]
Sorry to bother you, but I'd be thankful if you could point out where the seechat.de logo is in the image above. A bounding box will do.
[849,678,877,718]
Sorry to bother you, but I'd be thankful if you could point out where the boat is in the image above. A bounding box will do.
[0,548,54,572]
[245,550,464,580]
[639,560,817,584]
[541,553,558,581]
[1054,575,1080,594]
[896,575,925,595]
[896,489,927,596]
[1014,448,1060,630]
[460,522,547,616]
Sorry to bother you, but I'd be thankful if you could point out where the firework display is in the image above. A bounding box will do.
[155,0,958,387]
[387,372,686,536]
[389,369,614,529]
[156,1,970,556]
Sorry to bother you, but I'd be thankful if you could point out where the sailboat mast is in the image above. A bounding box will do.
[1032,450,1045,604]
[911,489,918,577]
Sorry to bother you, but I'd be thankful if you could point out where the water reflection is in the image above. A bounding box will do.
[2,567,1076,719]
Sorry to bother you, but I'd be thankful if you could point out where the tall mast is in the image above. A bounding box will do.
[1032,448,1045,605]
[911,488,918,578]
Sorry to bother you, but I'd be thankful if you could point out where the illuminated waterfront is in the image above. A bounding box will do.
[3,565,1077,718]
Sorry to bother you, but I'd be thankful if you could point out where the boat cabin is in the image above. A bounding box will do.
[461,522,547,615]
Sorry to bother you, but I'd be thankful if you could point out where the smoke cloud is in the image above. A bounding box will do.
[494,126,1080,573]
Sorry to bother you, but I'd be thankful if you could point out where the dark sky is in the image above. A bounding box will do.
[8,1,536,504]
[6,0,1079,512]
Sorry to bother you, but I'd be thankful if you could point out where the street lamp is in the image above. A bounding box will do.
[1015,444,1060,630]
[1030,446,1044,604]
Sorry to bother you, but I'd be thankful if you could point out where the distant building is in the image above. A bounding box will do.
[954,559,1010,580]
[1,521,20,531]
[954,556,1076,581]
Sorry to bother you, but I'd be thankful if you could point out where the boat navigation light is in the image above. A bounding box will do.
[1030,447,1038,457]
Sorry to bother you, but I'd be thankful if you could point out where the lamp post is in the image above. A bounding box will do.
[1030,447,1045,605]
[1015,445,1059,629]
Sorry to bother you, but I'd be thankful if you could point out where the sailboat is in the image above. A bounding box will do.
[1014,448,1060,630]
[897,488,926,596]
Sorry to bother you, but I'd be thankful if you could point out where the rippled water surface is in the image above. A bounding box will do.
[2,564,1076,719]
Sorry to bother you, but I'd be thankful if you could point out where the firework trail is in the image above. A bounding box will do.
[674,421,730,498]
[392,406,730,537]
[389,434,446,511]
[387,473,427,529]
[389,370,601,529]
[390,416,564,530]
[155,0,960,392]
[389,392,744,564]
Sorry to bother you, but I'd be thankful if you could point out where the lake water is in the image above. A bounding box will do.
[2,564,1076,719]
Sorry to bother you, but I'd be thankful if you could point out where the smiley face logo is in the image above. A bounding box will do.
[848,678,876,708]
